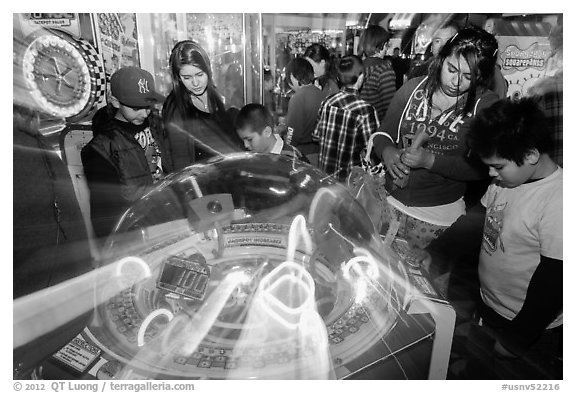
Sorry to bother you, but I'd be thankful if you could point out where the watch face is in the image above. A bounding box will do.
[22,33,93,118]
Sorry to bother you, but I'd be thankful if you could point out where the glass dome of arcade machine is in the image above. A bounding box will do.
[87,153,412,379]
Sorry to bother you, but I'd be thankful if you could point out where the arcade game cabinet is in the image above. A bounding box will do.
[14,154,455,380]
[13,13,107,376]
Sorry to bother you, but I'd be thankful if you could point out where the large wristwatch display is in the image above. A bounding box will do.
[21,28,106,122]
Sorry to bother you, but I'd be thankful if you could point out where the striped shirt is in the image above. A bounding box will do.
[312,87,380,181]
[360,57,397,124]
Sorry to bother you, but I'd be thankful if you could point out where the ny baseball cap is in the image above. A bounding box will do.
[110,66,165,108]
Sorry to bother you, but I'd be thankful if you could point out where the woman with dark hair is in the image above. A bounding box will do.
[373,26,500,249]
[162,40,242,169]
[303,43,340,99]
[357,24,397,124]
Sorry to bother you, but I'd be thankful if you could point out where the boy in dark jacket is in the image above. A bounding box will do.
[81,66,168,239]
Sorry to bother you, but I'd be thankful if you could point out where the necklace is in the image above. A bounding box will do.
[191,94,209,111]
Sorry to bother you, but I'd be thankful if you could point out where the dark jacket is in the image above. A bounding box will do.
[162,93,243,170]
[81,105,169,238]
[285,84,325,155]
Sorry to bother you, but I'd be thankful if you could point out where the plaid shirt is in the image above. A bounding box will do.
[535,74,563,167]
[312,87,380,181]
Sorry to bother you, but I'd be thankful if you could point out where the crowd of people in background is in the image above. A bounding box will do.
[14,17,563,381]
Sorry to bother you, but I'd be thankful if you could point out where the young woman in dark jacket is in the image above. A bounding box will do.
[162,40,243,169]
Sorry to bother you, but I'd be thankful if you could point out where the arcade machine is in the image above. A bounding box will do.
[14,154,455,380]
[13,13,455,380]
[14,13,108,259]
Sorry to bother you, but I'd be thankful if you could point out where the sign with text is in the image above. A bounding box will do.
[497,36,552,99]
[19,13,80,38]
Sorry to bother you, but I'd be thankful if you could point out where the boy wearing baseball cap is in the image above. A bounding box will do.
[82,66,170,240]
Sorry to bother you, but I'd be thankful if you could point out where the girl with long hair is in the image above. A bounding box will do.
[162,40,242,169]
[373,26,500,249]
